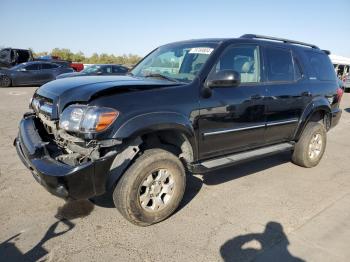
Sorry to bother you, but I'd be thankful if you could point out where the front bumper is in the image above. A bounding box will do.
[14,114,116,200]
[331,108,342,128]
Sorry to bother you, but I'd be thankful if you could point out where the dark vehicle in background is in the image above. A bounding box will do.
[0,61,74,87]
[36,55,84,72]
[0,48,33,68]
[15,35,342,226]
[56,64,129,79]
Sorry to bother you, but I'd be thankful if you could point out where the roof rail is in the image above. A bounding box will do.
[240,34,319,49]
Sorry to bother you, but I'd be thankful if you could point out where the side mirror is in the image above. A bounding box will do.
[206,70,241,88]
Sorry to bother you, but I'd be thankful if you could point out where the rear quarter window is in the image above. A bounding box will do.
[305,51,336,81]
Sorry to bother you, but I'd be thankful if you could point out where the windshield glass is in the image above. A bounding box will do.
[131,43,218,82]
[82,65,102,73]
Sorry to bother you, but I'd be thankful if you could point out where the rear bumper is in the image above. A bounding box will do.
[330,108,342,128]
[14,114,116,200]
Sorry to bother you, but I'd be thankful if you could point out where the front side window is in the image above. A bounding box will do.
[209,45,261,83]
[264,47,294,82]
[131,43,218,83]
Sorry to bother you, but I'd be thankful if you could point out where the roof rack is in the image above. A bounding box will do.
[240,34,319,49]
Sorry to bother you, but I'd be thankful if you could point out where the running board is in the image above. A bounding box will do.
[190,143,294,173]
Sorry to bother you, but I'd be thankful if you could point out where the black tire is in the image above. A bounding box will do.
[113,148,186,226]
[0,75,11,87]
[292,122,327,168]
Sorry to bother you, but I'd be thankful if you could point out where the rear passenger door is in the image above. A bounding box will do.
[41,63,59,83]
[262,46,311,144]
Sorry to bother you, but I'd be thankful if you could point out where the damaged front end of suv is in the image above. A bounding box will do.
[14,78,149,200]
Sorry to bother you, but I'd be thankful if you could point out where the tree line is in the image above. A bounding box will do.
[32,48,142,65]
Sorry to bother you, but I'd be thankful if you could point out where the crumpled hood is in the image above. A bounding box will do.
[36,75,181,118]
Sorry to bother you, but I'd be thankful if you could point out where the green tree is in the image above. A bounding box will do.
[29,48,142,65]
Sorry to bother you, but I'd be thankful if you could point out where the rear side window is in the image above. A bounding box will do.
[0,50,9,59]
[25,64,40,70]
[305,51,336,81]
[42,63,58,69]
[264,47,294,82]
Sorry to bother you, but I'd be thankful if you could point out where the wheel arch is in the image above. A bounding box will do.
[112,112,198,163]
[294,98,331,141]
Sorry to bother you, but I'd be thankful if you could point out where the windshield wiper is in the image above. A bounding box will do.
[144,73,180,83]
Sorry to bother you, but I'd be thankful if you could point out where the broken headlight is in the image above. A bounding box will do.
[59,105,119,133]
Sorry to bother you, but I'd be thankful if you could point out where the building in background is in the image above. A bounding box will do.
[330,54,350,80]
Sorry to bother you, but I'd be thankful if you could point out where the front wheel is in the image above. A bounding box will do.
[113,148,186,226]
[292,122,327,168]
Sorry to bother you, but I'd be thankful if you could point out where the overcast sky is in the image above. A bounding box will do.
[1,0,349,57]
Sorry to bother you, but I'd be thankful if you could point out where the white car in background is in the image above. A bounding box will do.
[344,74,350,92]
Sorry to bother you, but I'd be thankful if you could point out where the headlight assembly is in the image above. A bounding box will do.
[59,105,119,133]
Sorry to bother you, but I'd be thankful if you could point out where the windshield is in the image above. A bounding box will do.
[131,43,218,83]
[82,65,102,73]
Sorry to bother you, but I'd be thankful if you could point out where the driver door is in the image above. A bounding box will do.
[198,44,267,160]
[16,63,41,85]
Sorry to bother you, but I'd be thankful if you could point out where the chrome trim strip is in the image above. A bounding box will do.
[203,118,299,137]
[203,124,265,137]
[266,118,299,127]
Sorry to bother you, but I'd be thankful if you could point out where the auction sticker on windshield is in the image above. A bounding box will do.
[189,47,214,55]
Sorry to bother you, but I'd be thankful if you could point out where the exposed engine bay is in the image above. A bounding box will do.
[33,105,120,167]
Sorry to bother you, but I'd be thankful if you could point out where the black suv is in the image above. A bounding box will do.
[0,48,33,68]
[15,35,342,226]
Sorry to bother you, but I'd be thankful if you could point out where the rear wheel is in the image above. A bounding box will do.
[0,75,11,87]
[292,122,326,168]
[113,148,186,226]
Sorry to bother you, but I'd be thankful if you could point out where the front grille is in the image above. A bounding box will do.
[31,94,56,134]
[32,94,53,117]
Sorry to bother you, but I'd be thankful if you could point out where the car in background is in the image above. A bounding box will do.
[0,61,74,87]
[36,55,84,72]
[56,64,129,79]
[344,74,350,92]
[0,48,33,68]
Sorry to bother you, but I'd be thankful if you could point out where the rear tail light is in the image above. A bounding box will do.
[337,87,344,103]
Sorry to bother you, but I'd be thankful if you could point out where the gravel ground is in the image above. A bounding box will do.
[0,87,349,262]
